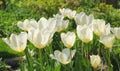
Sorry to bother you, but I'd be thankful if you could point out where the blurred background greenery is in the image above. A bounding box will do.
[0,0,120,64]
[0,0,120,37]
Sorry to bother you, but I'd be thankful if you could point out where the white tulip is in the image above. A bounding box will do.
[90,55,101,69]
[37,17,48,30]
[59,8,76,19]
[17,19,37,31]
[50,48,76,64]
[61,32,76,48]
[111,27,120,40]
[53,14,64,21]
[74,12,94,25]
[47,18,57,34]
[57,20,69,32]
[77,24,93,43]
[104,23,111,35]
[93,19,106,36]
[17,19,29,31]
[28,29,51,49]
[38,17,57,35]
[46,18,57,43]
[99,34,115,48]
[53,14,69,32]
[29,19,38,29]
[2,32,27,52]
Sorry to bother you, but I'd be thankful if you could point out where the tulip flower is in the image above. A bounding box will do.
[90,55,101,69]
[104,23,111,35]
[28,29,51,49]
[111,27,120,40]
[50,48,76,64]
[38,17,57,34]
[2,32,27,52]
[17,19,37,31]
[17,19,29,31]
[59,8,76,19]
[46,18,57,34]
[61,32,76,48]
[77,24,93,43]
[53,14,69,32]
[74,12,94,25]
[99,34,115,48]
[25,17,56,42]
[37,17,48,30]
[93,19,106,36]
[27,19,38,30]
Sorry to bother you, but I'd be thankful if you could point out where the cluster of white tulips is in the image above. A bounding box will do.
[2,8,120,70]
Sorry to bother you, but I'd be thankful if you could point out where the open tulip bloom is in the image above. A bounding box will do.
[104,23,111,35]
[99,34,115,48]
[77,24,93,43]
[2,32,27,52]
[37,17,57,31]
[90,55,101,69]
[93,19,106,36]
[50,48,76,64]
[61,32,76,48]
[53,14,69,32]
[111,27,120,40]
[17,19,30,31]
[37,17,57,37]
[28,29,51,49]
[37,17,48,30]
[17,19,37,31]
[59,8,76,19]
[74,12,94,25]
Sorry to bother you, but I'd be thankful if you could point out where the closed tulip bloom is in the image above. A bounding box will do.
[2,32,27,52]
[99,34,115,48]
[61,32,76,48]
[74,12,94,25]
[28,29,51,49]
[93,19,105,36]
[90,55,101,69]
[59,8,76,19]
[50,48,76,64]
[77,24,93,43]
[111,27,120,40]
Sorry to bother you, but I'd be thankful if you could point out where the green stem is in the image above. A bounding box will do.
[107,49,113,71]
[20,56,25,71]
[63,64,67,71]
[25,48,33,71]
[94,68,97,71]
[38,49,44,71]
[69,49,73,71]
[81,42,84,57]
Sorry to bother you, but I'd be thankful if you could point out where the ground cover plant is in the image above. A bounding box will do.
[0,0,120,71]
